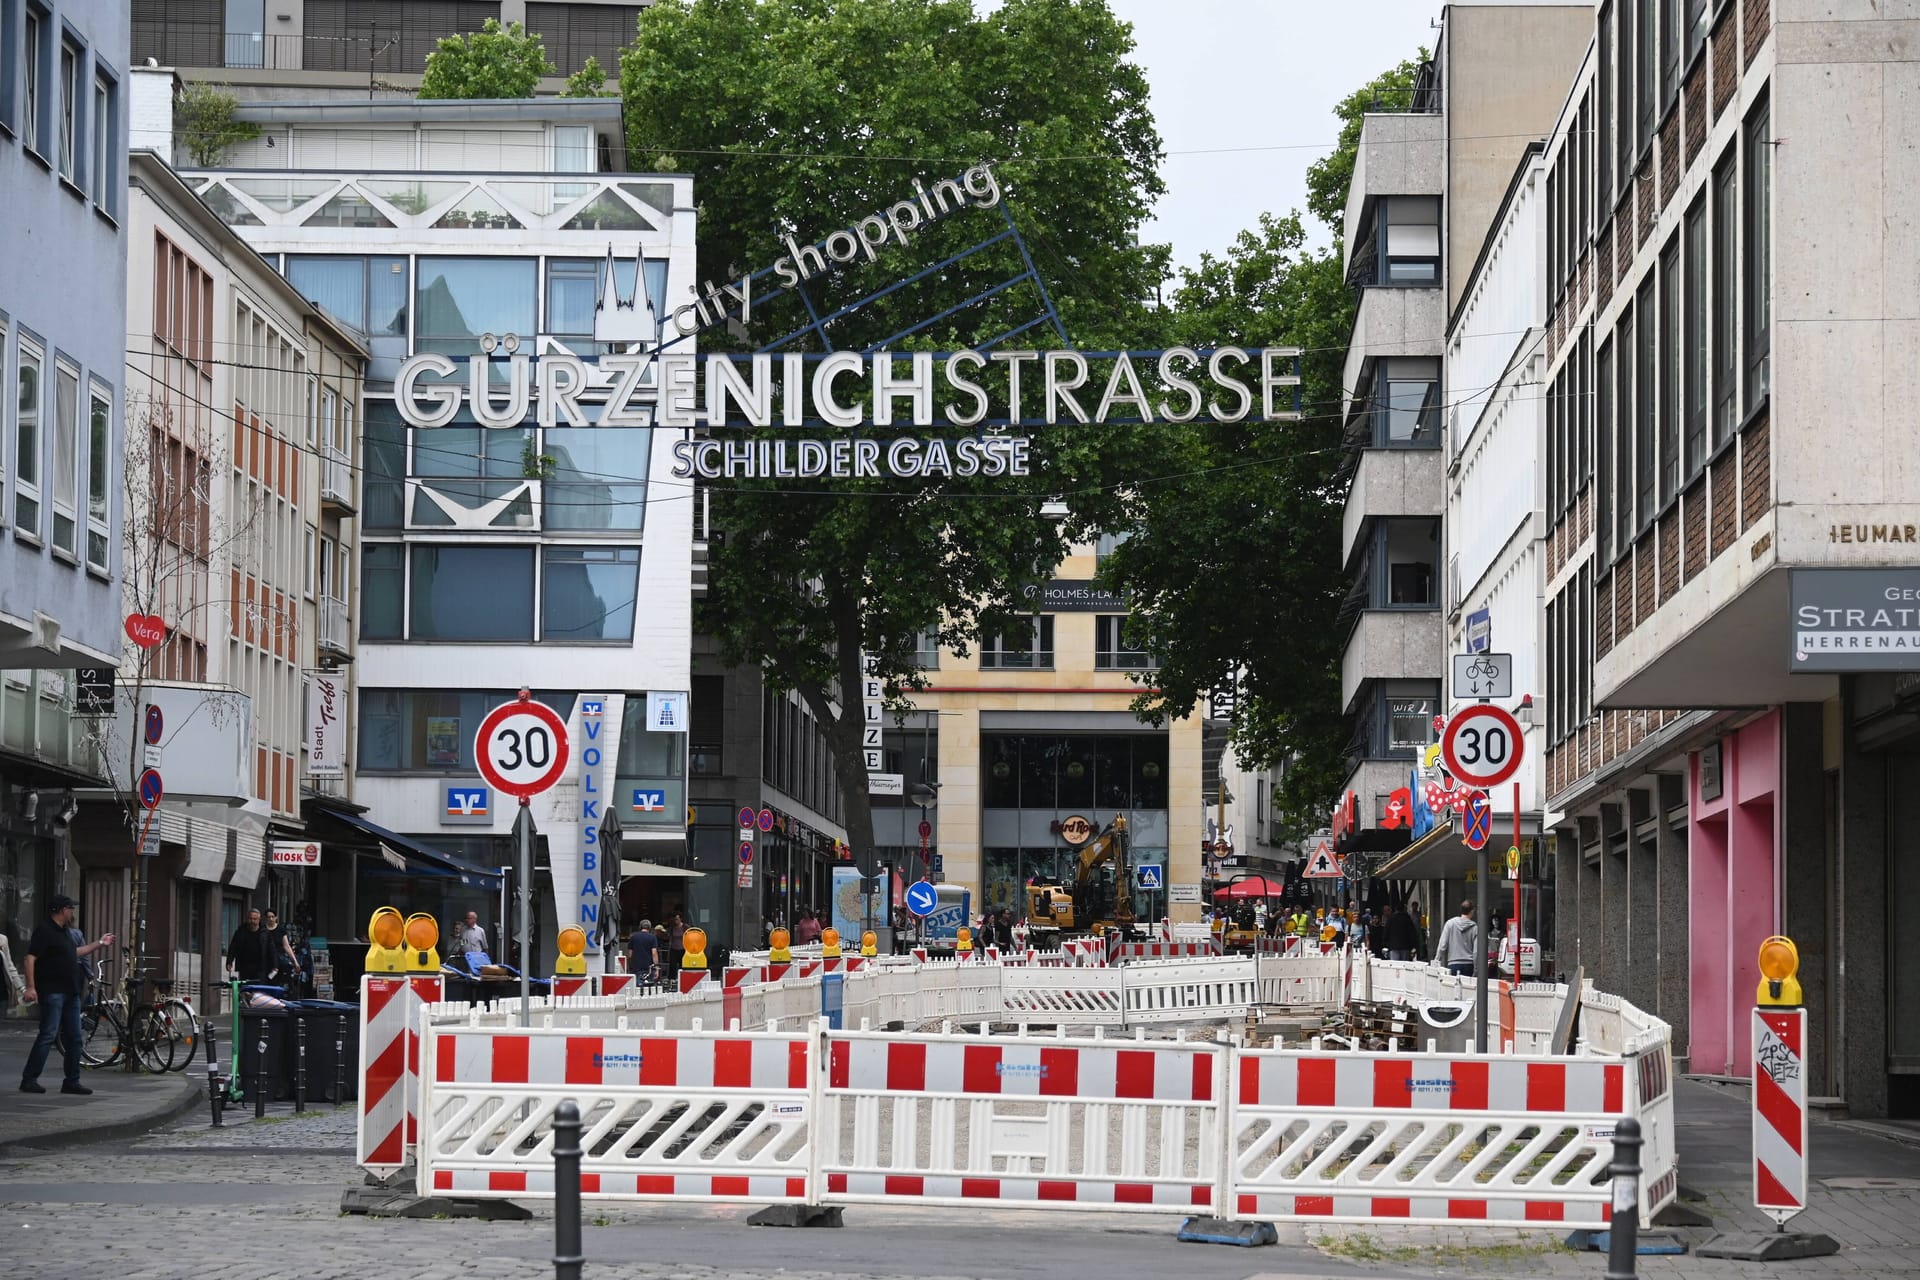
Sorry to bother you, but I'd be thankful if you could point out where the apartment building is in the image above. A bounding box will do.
[1331,6,1591,938]
[0,0,127,987]
[1535,0,1920,1118]
[132,0,647,99]
[155,90,696,975]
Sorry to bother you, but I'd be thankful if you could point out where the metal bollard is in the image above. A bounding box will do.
[553,1099,584,1280]
[293,1017,307,1113]
[203,1018,224,1128]
[1606,1116,1643,1280]
[253,1020,268,1119]
[334,1021,347,1107]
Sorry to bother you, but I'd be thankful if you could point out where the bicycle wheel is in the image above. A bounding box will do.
[159,999,198,1071]
[80,1004,123,1068]
[130,1006,175,1073]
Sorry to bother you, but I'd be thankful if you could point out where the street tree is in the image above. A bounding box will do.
[418,18,554,99]
[1098,57,1423,840]
[619,0,1165,884]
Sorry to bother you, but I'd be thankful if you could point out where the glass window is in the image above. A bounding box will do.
[1615,309,1635,553]
[14,341,40,534]
[1659,237,1680,508]
[543,427,648,532]
[1745,101,1771,411]
[415,258,537,357]
[546,255,670,348]
[1635,278,1657,532]
[1596,337,1615,563]
[913,628,941,669]
[360,543,403,639]
[1094,615,1152,669]
[284,255,408,378]
[86,383,109,569]
[51,361,76,554]
[1381,198,1440,285]
[1378,359,1439,445]
[409,544,534,641]
[1661,0,1680,113]
[553,126,593,173]
[1379,519,1438,606]
[92,71,114,212]
[22,5,42,152]
[225,0,264,68]
[1386,694,1437,753]
[411,423,531,479]
[980,616,1054,668]
[357,688,575,772]
[542,545,639,642]
[1712,154,1738,448]
[1683,199,1707,480]
[362,404,406,530]
[57,38,75,181]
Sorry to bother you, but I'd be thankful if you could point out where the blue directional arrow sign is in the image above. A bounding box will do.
[1463,792,1492,850]
[905,880,938,917]
[1135,864,1164,890]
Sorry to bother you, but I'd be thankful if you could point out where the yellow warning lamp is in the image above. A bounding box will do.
[681,926,709,971]
[769,927,792,963]
[860,930,878,958]
[1756,935,1803,1007]
[955,926,972,954]
[820,927,842,958]
[365,906,408,972]
[403,912,441,972]
[555,925,588,976]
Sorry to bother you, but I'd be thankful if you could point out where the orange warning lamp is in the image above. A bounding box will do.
[555,925,588,976]
[1756,935,1802,1007]
[860,930,877,958]
[681,926,709,971]
[402,912,441,972]
[769,927,792,963]
[955,926,972,954]
[366,906,407,972]
[821,927,842,958]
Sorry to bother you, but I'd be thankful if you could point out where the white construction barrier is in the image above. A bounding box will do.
[357,973,444,1169]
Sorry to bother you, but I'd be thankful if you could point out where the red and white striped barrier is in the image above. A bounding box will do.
[549,973,641,999]
[1752,1007,1804,1223]
[1112,941,1220,960]
[356,973,444,1169]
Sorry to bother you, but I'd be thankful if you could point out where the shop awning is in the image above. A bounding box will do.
[620,859,704,879]
[311,804,503,889]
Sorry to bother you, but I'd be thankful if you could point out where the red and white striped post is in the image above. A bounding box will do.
[1753,935,1808,1224]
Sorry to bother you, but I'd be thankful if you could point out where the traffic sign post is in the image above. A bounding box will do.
[1304,844,1342,879]
[1441,703,1525,789]
[473,692,570,802]
[904,880,937,917]
[1452,651,1513,700]
[1135,864,1164,891]
[136,768,164,810]
[1462,792,1492,850]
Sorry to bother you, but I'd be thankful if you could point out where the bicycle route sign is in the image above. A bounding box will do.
[1452,651,1513,700]
[1442,703,1525,789]
[474,692,570,800]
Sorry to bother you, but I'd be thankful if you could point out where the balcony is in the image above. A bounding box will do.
[1343,113,1446,268]
[1343,449,1444,564]
[1342,289,1446,421]
[320,444,354,513]
[1341,610,1444,712]
[318,595,350,658]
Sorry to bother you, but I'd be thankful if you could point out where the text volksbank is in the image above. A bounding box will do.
[394,347,1301,480]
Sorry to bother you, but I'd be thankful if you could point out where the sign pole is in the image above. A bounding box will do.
[1474,843,1490,1053]
[1513,779,1523,969]
[515,800,533,1028]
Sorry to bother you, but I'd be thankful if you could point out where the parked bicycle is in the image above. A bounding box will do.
[79,959,199,1073]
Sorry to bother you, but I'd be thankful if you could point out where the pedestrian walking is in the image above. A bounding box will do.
[1381,903,1419,961]
[19,895,113,1095]
[457,911,489,957]
[261,910,299,984]
[226,909,276,984]
[627,920,659,983]
[1434,900,1479,977]
[667,913,687,973]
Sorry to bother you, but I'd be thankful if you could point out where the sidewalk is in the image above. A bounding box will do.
[0,1015,203,1151]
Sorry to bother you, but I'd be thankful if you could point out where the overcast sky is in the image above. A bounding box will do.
[1111,0,1442,273]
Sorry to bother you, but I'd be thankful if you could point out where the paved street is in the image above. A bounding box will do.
[0,1078,1916,1280]
[0,1017,201,1151]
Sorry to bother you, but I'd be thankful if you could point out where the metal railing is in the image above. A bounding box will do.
[318,595,349,655]
[320,444,353,509]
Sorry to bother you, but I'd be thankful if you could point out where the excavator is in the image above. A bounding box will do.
[1023,820,1130,950]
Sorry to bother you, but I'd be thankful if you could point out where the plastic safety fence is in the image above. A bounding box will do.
[818,1027,1223,1212]
[418,1023,812,1201]
[1229,1049,1629,1227]
[1632,1034,1678,1221]
[356,974,444,1169]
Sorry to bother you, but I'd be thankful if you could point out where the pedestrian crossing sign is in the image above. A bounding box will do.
[1304,842,1343,879]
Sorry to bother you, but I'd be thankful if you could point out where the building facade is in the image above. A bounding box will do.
[0,0,128,996]
[166,93,696,975]
[1536,0,1920,1118]
[1332,5,1591,940]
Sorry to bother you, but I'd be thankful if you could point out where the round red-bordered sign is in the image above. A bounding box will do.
[1441,704,1525,789]
[474,695,570,799]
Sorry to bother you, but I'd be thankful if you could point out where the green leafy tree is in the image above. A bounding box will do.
[620,0,1166,882]
[562,56,608,98]
[1099,57,1423,840]
[418,18,554,99]
[175,82,259,166]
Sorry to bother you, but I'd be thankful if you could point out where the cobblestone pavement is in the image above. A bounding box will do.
[0,1083,1916,1280]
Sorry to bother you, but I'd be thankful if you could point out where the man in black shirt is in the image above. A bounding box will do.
[226,909,275,984]
[20,895,114,1095]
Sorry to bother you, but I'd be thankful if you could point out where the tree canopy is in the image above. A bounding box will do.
[418,18,554,99]
[1098,56,1424,840]
[620,0,1166,870]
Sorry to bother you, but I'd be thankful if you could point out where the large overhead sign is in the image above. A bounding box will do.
[388,162,1300,482]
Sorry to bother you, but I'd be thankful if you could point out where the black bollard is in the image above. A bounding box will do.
[1606,1116,1643,1280]
[293,1017,307,1113]
[253,1020,268,1119]
[553,1100,584,1280]
[334,1021,347,1106]
[203,1018,224,1128]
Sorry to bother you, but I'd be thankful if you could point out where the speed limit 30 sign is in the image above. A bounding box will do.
[1441,703,1525,788]
[474,691,571,800]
